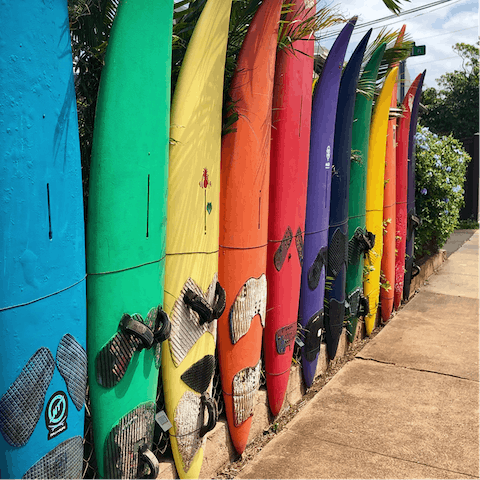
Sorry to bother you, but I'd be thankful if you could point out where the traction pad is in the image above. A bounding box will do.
[169,274,218,367]
[229,275,267,344]
[96,306,164,388]
[328,228,348,278]
[56,334,87,411]
[103,403,156,479]
[326,299,344,352]
[181,355,215,394]
[294,227,304,267]
[303,311,324,362]
[174,391,218,472]
[275,323,297,355]
[307,247,327,290]
[232,361,261,426]
[0,347,55,447]
[22,436,83,479]
[273,225,293,271]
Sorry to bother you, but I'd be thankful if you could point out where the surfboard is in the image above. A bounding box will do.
[345,42,386,343]
[264,0,314,417]
[0,2,86,478]
[218,0,282,455]
[86,1,173,477]
[380,26,405,322]
[363,66,399,336]
[298,17,357,387]
[403,70,426,302]
[161,0,232,477]
[324,29,371,360]
[394,72,423,309]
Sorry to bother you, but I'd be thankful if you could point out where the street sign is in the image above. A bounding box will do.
[411,42,426,57]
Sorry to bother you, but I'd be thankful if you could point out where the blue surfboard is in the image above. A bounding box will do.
[324,29,372,360]
[0,2,87,478]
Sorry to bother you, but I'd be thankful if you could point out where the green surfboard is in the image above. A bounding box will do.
[86,0,173,477]
[345,43,386,342]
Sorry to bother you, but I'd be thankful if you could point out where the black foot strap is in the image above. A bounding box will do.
[303,311,324,362]
[407,210,421,241]
[139,444,159,479]
[199,393,218,437]
[96,306,171,388]
[184,281,226,325]
[348,228,375,266]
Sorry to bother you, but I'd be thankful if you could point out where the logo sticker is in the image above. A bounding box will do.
[325,145,331,169]
[275,323,297,354]
[45,391,68,440]
[200,169,212,234]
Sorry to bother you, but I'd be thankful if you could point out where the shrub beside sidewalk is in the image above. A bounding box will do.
[414,125,471,258]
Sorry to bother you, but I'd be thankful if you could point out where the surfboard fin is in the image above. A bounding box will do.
[0,347,55,447]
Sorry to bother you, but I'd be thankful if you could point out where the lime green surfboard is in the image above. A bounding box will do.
[86,1,173,477]
[345,43,386,342]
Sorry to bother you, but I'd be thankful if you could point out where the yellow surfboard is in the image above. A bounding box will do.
[162,0,232,478]
[364,67,399,335]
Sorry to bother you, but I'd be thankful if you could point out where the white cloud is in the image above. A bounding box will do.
[317,0,479,90]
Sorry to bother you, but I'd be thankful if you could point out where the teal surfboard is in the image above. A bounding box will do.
[86,0,173,477]
[0,1,87,478]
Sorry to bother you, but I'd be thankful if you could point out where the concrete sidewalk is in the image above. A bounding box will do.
[237,230,479,479]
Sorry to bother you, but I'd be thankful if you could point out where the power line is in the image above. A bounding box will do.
[317,0,463,40]
[335,0,467,39]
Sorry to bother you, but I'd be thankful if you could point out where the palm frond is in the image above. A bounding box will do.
[276,1,345,56]
[381,0,410,14]
[222,0,263,134]
[357,27,413,100]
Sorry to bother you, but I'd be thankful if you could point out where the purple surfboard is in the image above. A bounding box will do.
[403,70,426,301]
[298,17,356,388]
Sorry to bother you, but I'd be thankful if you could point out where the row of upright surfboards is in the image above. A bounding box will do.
[0,0,425,478]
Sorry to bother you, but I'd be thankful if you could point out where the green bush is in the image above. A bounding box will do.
[414,125,471,257]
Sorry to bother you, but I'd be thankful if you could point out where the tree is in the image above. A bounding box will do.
[420,42,479,140]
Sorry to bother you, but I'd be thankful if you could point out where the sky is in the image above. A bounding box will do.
[315,0,479,91]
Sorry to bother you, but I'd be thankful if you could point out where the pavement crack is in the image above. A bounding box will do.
[299,435,479,478]
[355,356,479,382]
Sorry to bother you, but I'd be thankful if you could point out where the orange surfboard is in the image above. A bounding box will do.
[217,0,282,455]
[380,26,405,321]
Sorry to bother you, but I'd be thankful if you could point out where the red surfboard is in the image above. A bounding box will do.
[264,0,314,417]
[394,73,422,309]
[381,26,405,321]
[218,0,282,455]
